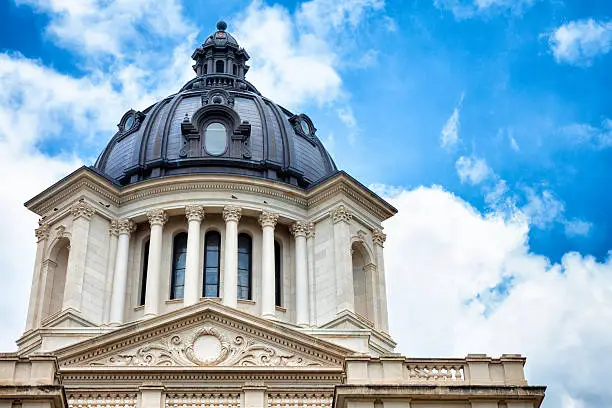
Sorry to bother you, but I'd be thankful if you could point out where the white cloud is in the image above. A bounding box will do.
[383,185,612,407]
[441,93,464,149]
[509,133,520,152]
[560,119,612,149]
[233,0,386,109]
[549,19,612,66]
[455,155,491,185]
[521,187,565,229]
[434,0,538,19]
[564,219,593,238]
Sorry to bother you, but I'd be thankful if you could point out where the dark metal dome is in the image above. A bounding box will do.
[93,22,336,189]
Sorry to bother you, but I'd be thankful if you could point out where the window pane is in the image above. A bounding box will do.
[205,122,227,155]
[140,241,150,306]
[171,233,188,299]
[203,232,221,297]
[237,234,252,300]
[275,241,281,307]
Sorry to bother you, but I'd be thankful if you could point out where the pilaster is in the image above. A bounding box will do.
[109,219,136,325]
[372,228,389,332]
[26,223,50,330]
[331,205,354,314]
[145,209,168,317]
[291,220,309,326]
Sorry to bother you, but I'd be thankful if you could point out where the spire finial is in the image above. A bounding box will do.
[216,20,227,31]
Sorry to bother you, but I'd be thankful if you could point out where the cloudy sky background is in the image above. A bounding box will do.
[1,0,611,406]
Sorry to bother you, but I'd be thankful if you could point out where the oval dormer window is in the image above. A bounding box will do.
[204,122,227,155]
[124,115,135,131]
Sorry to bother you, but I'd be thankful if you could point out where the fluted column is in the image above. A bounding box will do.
[373,229,389,332]
[331,205,354,313]
[306,222,317,326]
[222,206,241,308]
[26,224,50,330]
[185,205,205,306]
[291,221,309,326]
[63,201,95,311]
[109,219,136,325]
[144,209,168,318]
[103,221,120,324]
[259,211,279,319]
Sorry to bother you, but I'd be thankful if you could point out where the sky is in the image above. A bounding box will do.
[0,0,611,406]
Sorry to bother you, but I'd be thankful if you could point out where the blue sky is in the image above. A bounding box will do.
[1,1,612,407]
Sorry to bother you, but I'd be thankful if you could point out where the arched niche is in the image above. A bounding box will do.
[351,241,375,324]
[42,237,70,321]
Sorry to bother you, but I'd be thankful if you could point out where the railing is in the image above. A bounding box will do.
[166,392,241,408]
[345,354,527,386]
[267,393,333,408]
[68,393,137,408]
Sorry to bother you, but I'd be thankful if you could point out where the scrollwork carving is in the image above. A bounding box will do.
[290,221,309,237]
[258,211,279,228]
[146,209,168,226]
[372,228,387,247]
[330,205,352,224]
[223,205,242,223]
[71,201,95,220]
[35,223,50,242]
[185,205,205,222]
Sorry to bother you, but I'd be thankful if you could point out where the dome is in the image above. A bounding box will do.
[94,22,337,189]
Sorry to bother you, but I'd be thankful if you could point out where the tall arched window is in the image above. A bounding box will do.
[232,64,237,75]
[203,231,221,297]
[170,233,188,300]
[216,60,224,73]
[42,238,70,319]
[274,240,282,307]
[237,233,252,300]
[139,240,150,306]
[203,63,208,74]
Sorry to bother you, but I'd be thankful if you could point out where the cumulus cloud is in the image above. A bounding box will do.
[234,0,385,109]
[455,155,491,185]
[382,185,612,407]
[434,0,538,19]
[549,19,612,66]
[440,93,464,149]
[563,219,593,238]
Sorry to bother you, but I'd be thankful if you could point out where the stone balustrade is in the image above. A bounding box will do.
[345,353,527,386]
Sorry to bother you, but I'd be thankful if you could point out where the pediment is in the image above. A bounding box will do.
[320,310,375,331]
[56,301,351,369]
[41,308,97,328]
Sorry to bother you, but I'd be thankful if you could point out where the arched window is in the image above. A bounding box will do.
[216,60,224,73]
[139,240,150,306]
[237,233,252,300]
[203,231,221,297]
[274,240,282,307]
[203,63,208,74]
[352,243,374,322]
[42,238,70,319]
[170,233,188,300]
[204,122,227,155]
[232,64,237,75]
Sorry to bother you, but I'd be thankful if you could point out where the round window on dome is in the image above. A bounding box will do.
[204,122,228,155]
[124,115,135,131]
[300,119,310,135]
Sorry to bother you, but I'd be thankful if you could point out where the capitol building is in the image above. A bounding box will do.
[0,22,545,408]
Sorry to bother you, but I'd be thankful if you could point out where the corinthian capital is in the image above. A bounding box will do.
[185,205,205,222]
[330,205,353,224]
[116,219,136,235]
[290,220,309,237]
[35,223,50,242]
[258,211,279,228]
[306,222,316,239]
[223,205,242,223]
[71,201,95,220]
[109,220,120,236]
[147,209,168,226]
[372,229,387,247]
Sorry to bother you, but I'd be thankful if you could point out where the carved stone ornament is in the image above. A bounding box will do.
[185,205,205,222]
[258,211,279,228]
[35,223,50,242]
[70,201,95,220]
[223,205,242,223]
[146,209,168,226]
[116,219,136,235]
[87,325,323,368]
[372,229,387,247]
[306,222,316,239]
[330,205,353,224]
[290,221,309,237]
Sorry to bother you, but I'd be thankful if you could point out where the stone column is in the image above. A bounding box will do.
[144,209,168,318]
[63,201,95,311]
[108,219,136,325]
[306,222,317,326]
[222,206,241,308]
[259,211,279,319]
[25,224,50,330]
[184,205,205,306]
[373,229,389,332]
[331,205,354,313]
[291,221,309,326]
[103,221,120,324]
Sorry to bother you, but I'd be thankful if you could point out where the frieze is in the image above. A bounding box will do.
[87,325,323,368]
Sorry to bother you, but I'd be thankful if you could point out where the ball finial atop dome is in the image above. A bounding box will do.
[216,20,227,31]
